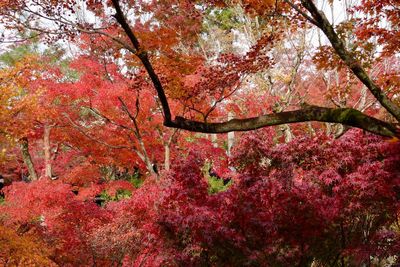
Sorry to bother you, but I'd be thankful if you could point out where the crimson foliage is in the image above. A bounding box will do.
[1,130,399,266]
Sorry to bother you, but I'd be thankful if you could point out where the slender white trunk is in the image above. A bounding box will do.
[227,112,235,156]
[307,122,316,136]
[164,144,170,171]
[137,138,155,176]
[211,134,218,148]
[43,124,52,178]
[282,124,294,143]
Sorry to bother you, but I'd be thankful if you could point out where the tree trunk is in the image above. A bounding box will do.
[164,144,170,171]
[211,134,218,148]
[227,112,235,156]
[279,124,294,143]
[137,138,156,176]
[20,137,38,181]
[43,124,52,178]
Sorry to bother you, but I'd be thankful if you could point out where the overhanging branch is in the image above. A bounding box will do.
[299,0,400,122]
[166,105,397,137]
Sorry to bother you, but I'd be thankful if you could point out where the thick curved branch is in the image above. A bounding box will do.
[167,105,397,137]
[299,0,400,122]
[111,0,172,122]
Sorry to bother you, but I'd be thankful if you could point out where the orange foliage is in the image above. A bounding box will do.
[0,225,55,266]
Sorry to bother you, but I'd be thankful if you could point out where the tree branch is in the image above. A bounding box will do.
[63,113,131,150]
[283,0,318,26]
[118,97,142,139]
[299,0,400,122]
[118,97,157,175]
[168,105,397,137]
[111,0,172,122]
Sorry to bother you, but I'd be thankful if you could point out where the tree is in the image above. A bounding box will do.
[0,52,43,180]
[0,46,69,180]
[57,54,185,175]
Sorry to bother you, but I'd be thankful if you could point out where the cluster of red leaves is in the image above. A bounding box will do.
[118,129,400,266]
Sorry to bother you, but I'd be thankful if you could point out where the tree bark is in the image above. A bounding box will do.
[279,124,294,143]
[137,138,156,176]
[43,124,52,178]
[227,112,235,155]
[211,134,218,148]
[167,105,397,137]
[164,144,170,171]
[20,137,38,181]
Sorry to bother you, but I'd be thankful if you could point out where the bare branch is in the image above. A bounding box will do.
[77,28,137,54]
[63,113,131,150]
[88,107,132,132]
[118,97,142,139]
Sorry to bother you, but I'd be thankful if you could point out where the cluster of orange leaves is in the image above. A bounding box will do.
[0,225,55,266]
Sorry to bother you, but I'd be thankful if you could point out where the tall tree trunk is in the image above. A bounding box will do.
[162,129,177,172]
[227,112,235,156]
[211,134,218,148]
[118,97,156,176]
[43,124,52,178]
[279,124,294,143]
[20,137,38,181]
[136,138,156,176]
[164,144,170,171]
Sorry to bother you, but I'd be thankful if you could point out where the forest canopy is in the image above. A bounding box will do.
[0,0,399,266]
